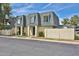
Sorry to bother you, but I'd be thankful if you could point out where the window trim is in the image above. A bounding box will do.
[17,17,21,24]
[43,15,50,23]
[30,15,36,24]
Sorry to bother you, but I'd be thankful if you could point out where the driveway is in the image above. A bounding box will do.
[0,37,79,56]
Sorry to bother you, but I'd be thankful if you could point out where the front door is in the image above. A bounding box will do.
[18,27,21,35]
[32,27,35,36]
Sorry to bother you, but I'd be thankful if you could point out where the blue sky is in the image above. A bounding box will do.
[10,3,79,24]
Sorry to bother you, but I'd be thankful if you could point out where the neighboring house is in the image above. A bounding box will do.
[8,17,16,26]
[14,11,59,37]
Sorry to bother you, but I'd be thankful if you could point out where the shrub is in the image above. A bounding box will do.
[77,32,79,34]
[75,35,79,40]
[23,33,26,36]
[38,32,44,37]
[17,31,20,35]
[0,25,12,30]
[12,33,15,36]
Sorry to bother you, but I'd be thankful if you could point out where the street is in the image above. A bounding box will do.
[0,37,79,56]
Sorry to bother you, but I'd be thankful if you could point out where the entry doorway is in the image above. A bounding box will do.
[18,27,21,35]
[32,26,35,36]
[17,27,23,36]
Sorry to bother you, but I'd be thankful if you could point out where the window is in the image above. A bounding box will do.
[30,15,36,23]
[43,15,50,22]
[18,18,20,24]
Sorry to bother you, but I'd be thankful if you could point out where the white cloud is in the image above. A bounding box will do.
[39,9,53,13]
[42,3,52,9]
[11,4,34,12]
[24,4,33,9]
[57,5,76,12]
[12,9,39,16]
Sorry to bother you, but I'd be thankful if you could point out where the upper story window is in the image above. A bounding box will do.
[17,17,21,24]
[43,15,50,23]
[30,15,36,24]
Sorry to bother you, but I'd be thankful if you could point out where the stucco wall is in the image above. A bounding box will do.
[0,30,11,35]
[11,28,15,35]
[38,26,53,32]
[24,27,28,36]
[0,28,16,35]
[37,26,53,36]
[59,29,75,40]
[45,28,75,40]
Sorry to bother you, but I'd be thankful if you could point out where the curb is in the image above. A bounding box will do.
[0,36,79,45]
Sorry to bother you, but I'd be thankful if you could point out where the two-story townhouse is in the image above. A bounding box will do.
[14,11,59,37]
[24,13,40,37]
[38,11,59,35]
[15,15,26,36]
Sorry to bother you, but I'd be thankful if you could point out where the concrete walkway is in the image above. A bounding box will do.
[0,36,79,45]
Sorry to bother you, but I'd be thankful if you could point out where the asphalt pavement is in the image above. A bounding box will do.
[0,37,79,56]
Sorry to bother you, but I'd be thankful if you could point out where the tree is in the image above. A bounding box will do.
[61,18,69,26]
[2,3,11,16]
[0,3,11,30]
[0,4,1,12]
[2,3,11,25]
[70,15,79,27]
[0,4,4,25]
